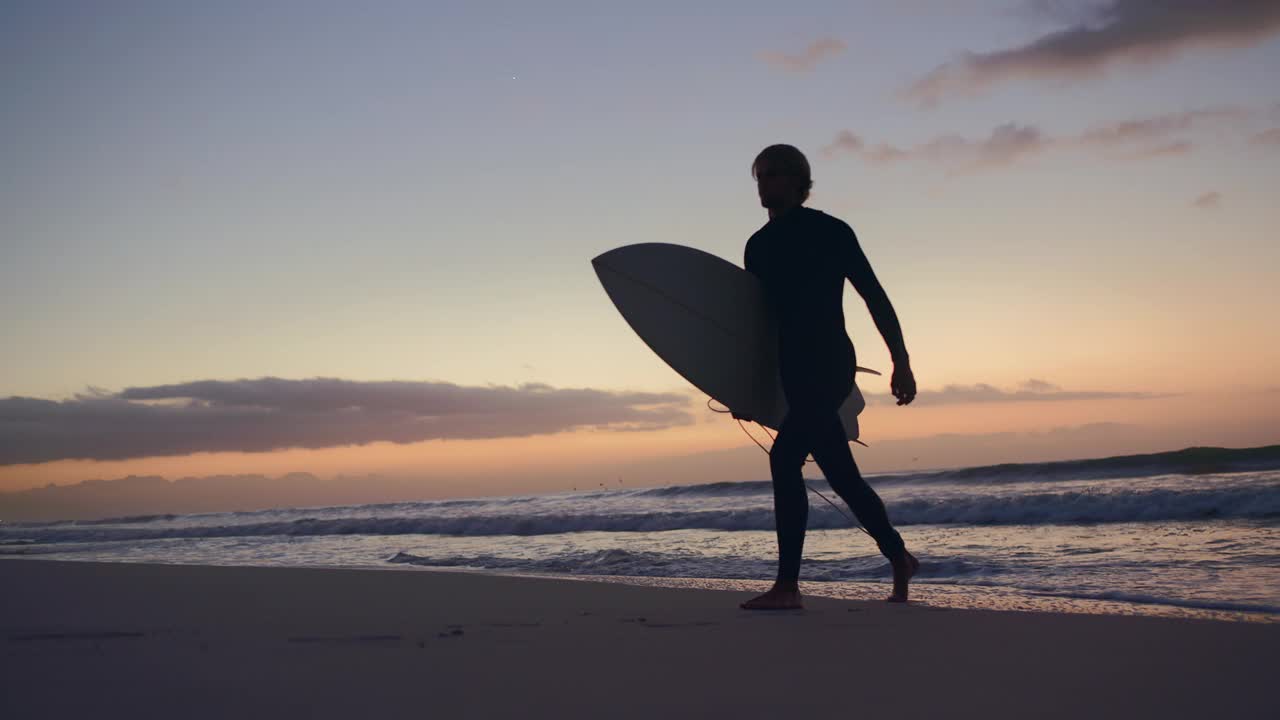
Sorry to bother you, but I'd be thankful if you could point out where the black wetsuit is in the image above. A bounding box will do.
[744,205,906,584]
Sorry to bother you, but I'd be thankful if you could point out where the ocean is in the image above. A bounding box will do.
[3,446,1278,622]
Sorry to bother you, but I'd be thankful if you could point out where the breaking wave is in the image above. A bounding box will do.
[4,482,1275,545]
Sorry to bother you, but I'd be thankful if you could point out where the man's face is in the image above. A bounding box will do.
[755,161,801,209]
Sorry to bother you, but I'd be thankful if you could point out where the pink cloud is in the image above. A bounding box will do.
[758,37,847,72]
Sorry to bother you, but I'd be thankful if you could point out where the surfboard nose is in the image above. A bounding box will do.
[592,244,657,272]
[591,246,635,280]
[593,242,696,266]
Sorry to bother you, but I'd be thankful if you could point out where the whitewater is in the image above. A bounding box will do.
[3,446,1278,622]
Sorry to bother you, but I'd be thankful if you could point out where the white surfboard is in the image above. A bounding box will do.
[591,242,870,441]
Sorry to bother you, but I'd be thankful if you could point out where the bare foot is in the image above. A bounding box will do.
[740,584,804,610]
[887,550,920,603]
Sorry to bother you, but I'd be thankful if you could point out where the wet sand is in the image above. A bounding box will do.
[1,559,1275,719]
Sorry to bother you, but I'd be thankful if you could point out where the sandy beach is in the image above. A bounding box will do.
[2,559,1275,719]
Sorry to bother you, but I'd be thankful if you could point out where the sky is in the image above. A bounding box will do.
[2,1,1279,513]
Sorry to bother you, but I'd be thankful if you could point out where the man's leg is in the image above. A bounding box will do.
[808,413,918,601]
[740,411,814,610]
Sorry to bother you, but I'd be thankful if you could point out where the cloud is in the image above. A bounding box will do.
[821,122,1051,173]
[0,377,694,465]
[757,37,847,72]
[822,106,1247,172]
[1122,140,1194,159]
[906,0,1280,105]
[1019,378,1060,392]
[864,379,1168,406]
[1076,107,1245,145]
[821,129,864,157]
[1191,191,1222,208]
[962,123,1051,168]
[1011,0,1118,27]
[1074,107,1245,158]
[1253,127,1280,145]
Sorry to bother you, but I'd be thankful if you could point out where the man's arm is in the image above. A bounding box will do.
[841,226,916,405]
[842,229,908,364]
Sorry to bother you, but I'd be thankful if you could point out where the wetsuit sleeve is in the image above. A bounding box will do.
[840,225,910,365]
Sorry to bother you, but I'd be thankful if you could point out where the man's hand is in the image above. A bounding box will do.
[891,364,916,406]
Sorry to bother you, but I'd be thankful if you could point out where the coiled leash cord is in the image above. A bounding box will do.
[707,398,871,538]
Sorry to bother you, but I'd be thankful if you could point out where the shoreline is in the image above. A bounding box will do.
[395,563,1280,624]
[7,553,1276,624]
[4,558,1277,718]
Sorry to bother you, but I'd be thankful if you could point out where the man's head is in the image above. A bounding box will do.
[752,144,812,211]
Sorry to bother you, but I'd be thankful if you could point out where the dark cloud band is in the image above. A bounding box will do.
[907,1,1280,105]
[0,378,694,465]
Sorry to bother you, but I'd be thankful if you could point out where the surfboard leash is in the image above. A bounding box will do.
[706,398,870,537]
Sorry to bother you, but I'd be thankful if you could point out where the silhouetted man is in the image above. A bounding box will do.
[737,144,918,610]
